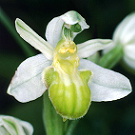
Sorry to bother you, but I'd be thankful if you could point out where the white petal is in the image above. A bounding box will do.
[0,127,9,135]
[7,54,52,103]
[2,116,25,135]
[77,39,113,58]
[19,121,33,135]
[78,59,132,101]
[123,45,135,70]
[15,18,53,60]
[113,13,135,45]
[45,17,64,47]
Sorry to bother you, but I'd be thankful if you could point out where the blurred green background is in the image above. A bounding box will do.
[0,0,135,134]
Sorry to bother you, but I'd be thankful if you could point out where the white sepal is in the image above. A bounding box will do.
[45,17,64,47]
[123,45,135,70]
[0,115,33,135]
[61,11,89,28]
[15,18,53,60]
[19,121,33,135]
[78,19,89,31]
[77,39,113,58]
[113,13,135,45]
[61,10,89,38]
[0,127,9,135]
[7,54,52,103]
[45,11,89,48]
[79,59,132,102]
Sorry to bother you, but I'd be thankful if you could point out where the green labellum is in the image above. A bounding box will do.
[43,67,92,120]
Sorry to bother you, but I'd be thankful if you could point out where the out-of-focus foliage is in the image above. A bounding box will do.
[0,0,135,135]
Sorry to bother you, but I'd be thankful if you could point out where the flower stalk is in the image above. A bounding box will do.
[99,43,123,68]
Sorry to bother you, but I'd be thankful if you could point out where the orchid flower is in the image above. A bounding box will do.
[0,115,33,135]
[104,13,135,70]
[7,11,132,120]
[113,13,135,70]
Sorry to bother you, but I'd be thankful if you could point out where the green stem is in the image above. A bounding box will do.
[65,120,79,135]
[0,7,35,57]
[43,91,78,135]
[98,44,123,69]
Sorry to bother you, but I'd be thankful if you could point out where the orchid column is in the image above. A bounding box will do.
[7,11,132,135]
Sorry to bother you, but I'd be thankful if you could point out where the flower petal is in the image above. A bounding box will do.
[123,45,135,70]
[0,115,33,135]
[7,54,52,103]
[19,121,33,135]
[0,127,8,135]
[45,17,64,47]
[78,59,132,101]
[2,117,25,135]
[15,18,53,60]
[113,13,135,45]
[77,39,113,58]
